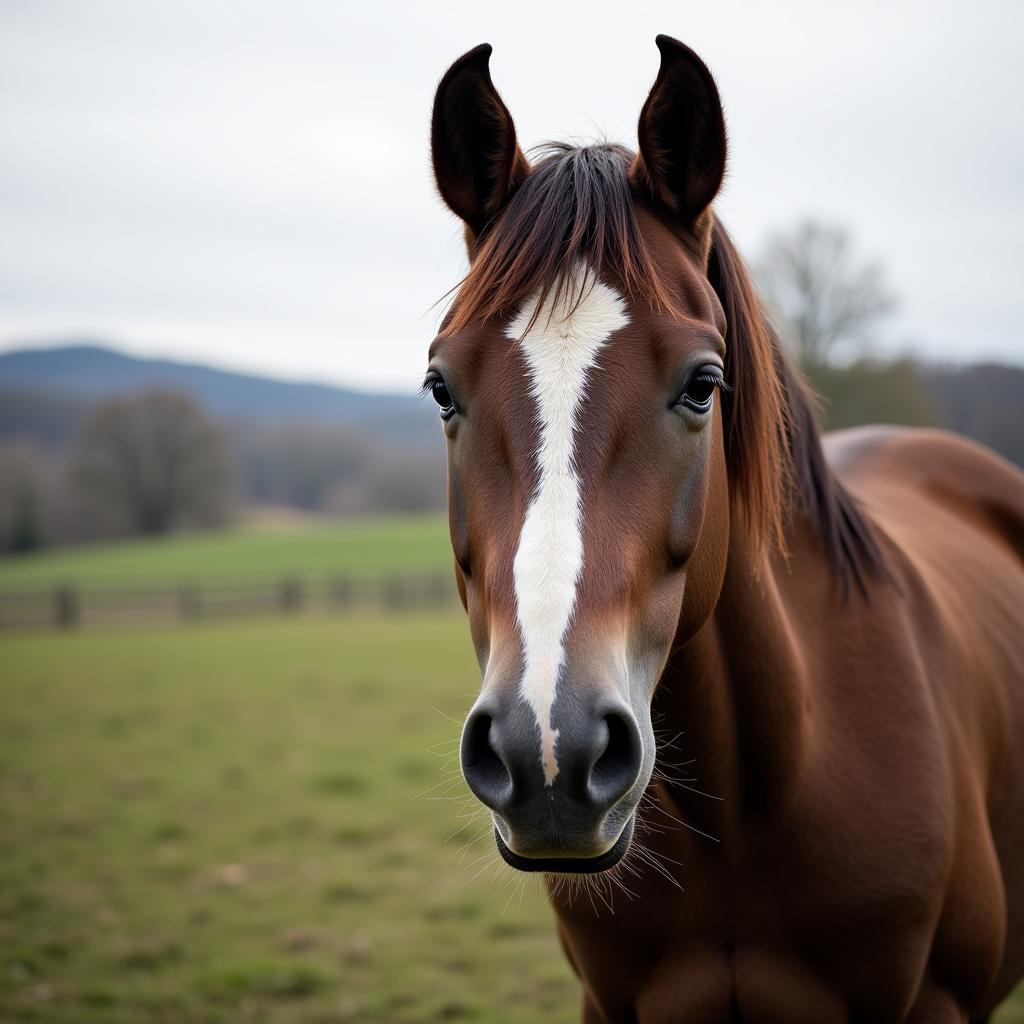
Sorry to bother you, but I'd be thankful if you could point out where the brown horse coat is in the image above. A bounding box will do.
[426,36,1024,1022]
[557,425,1024,1023]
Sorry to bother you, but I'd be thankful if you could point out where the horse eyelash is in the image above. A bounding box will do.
[696,371,731,393]
[692,370,733,393]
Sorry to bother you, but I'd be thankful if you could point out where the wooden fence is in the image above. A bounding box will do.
[0,572,458,631]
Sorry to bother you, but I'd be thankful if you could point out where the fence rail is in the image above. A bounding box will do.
[0,572,458,630]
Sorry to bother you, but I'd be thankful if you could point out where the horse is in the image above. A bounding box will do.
[424,36,1024,1022]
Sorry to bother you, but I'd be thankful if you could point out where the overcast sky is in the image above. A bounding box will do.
[1,1,1021,392]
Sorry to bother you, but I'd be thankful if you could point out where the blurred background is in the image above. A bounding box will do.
[1,2,1022,1022]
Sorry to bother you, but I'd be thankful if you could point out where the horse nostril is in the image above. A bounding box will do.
[588,710,642,807]
[460,709,512,812]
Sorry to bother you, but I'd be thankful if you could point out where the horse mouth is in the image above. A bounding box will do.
[492,815,635,874]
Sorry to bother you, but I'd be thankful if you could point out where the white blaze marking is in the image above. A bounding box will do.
[509,271,629,786]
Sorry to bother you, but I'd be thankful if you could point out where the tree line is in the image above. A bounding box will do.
[0,395,445,553]
[755,220,1022,454]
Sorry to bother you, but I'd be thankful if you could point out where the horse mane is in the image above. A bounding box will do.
[442,142,886,594]
[706,221,887,594]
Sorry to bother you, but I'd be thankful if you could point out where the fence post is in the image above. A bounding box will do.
[178,584,202,622]
[330,576,353,609]
[278,577,304,613]
[381,575,407,611]
[429,572,451,607]
[33,570,454,630]
[54,585,78,629]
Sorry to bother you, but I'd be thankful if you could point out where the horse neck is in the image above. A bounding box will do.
[654,513,809,843]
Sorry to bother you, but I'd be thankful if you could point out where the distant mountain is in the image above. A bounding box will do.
[0,343,431,429]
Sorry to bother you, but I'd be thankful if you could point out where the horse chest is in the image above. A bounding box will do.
[563,906,930,1024]
[556,800,956,1023]
[561,899,932,1022]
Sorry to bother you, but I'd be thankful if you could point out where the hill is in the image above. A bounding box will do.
[0,343,433,438]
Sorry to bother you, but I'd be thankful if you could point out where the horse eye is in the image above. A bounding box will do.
[687,377,716,405]
[679,369,723,413]
[431,378,455,414]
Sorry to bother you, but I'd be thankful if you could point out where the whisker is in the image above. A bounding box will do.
[458,851,502,892]
[410,774,465,800]
[642,791,720,843]
[429,705,466,726]
[672,783,723,801]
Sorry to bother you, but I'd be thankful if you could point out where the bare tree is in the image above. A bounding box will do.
[231,420,446,516]
[69,390,234,535]
[756,220,896,369]
[0,440,49,551]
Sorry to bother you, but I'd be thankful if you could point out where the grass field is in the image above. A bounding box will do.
[3,615,1023,1024]
[1,515,1022,1022]
[0,612,579,1024]
[0,515,451,593]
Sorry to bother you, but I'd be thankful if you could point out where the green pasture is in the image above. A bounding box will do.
[0,612,578,1024]
[1,512,1021,1022]
[0,515,451,593]
[3,616,1023,1024]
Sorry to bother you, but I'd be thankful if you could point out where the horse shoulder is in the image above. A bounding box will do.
[820,425,1024,1013]
[822,425,1024,715]
[823,425,1024,560]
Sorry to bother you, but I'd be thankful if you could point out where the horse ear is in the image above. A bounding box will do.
[431,44,530,237]
[631,36,727,228]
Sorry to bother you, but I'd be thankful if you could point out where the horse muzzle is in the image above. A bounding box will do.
[492,815,636,873]
[460,692,644,871]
